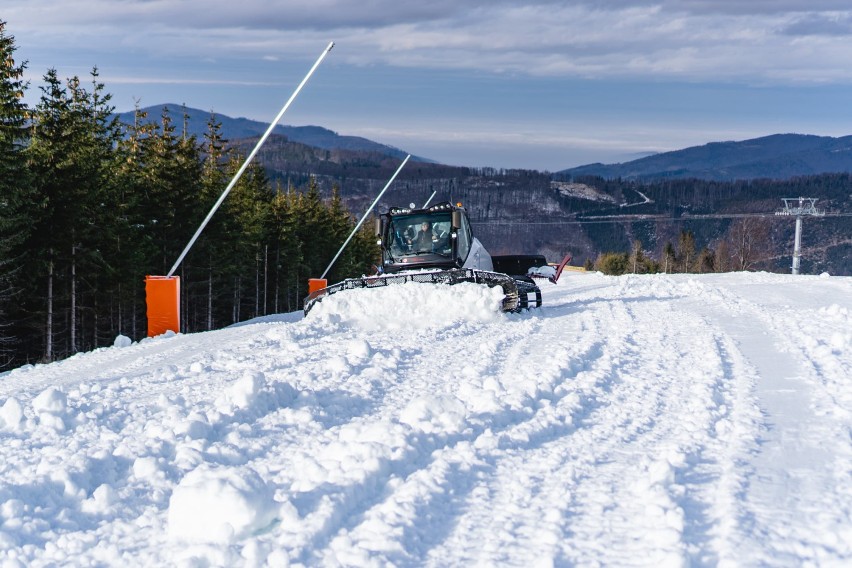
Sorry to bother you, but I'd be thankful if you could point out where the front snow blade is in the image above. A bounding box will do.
[303,269,539,315]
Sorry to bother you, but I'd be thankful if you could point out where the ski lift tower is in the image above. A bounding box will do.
[775,197,824,275]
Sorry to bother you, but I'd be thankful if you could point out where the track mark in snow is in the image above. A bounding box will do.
[304,306,611,565]
[682,283,852,565]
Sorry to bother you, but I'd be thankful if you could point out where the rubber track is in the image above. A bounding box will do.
[303,269,541,315]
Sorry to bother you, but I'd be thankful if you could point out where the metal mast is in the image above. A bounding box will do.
[320,155,411,279]
[167,41,335,277]
[775,197,824,275]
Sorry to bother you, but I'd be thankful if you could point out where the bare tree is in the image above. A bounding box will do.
[662,242,676,274]
[630,239,644,274]
[727,217,771,271]
[715,240,730,273]
[678,231,695,273]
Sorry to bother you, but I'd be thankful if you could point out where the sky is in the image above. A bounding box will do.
[5,0,852,171]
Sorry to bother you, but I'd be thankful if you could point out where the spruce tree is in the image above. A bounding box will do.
[196,113,230,329]
[0,21,30,368]
[25,69,74,361]
[268,184,304,312]
[113,102,158,338]
[65,69,122,351]
[138,106,203,275]
[218,155,270,323]
[24,68,122,360]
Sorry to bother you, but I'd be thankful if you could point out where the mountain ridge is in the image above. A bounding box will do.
[559,133,852,181]
[117,106,852,181]
[114,104,431,163]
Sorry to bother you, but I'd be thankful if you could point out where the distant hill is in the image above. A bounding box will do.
[113,104,430,163]
[559,134,852,181]
[105,109,850,275]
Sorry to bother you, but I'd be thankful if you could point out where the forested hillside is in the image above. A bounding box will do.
[115,105,422,162]
[243,133,851,278]
[0,23,376,369]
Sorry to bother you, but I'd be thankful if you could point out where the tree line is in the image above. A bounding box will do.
[0,22,377,370]
[590,217,775,276]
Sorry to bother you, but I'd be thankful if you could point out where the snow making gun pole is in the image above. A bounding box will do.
[145,41,335,337]
[308,154,411,296]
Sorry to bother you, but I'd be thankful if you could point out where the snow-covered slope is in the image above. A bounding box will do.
[0,273,850,567]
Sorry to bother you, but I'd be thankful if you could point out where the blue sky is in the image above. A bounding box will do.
[5,0,852,171]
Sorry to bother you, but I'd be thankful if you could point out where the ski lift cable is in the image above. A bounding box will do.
[471,212,852,226]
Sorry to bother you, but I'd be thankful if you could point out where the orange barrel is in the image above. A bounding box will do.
[308,278,328,295]
[145,275,180,337]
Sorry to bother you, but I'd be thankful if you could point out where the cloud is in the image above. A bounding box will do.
[781,13,852,36]
[6,0,852,85]
[4,0,503,30]
[7,1,847,29]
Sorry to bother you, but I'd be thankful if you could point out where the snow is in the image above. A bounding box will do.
[167,464,278,543]
[0,271,850,566]
[527,265,557,279]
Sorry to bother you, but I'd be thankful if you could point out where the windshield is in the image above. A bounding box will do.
[387,213,453,258]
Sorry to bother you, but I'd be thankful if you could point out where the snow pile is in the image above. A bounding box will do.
[167,464,278,543]
[0,397,24,430]
[306,281,505,331]
[32,386,68,431]
[528,265,556,279]
[0,271,849,566]
[400,394,468,435]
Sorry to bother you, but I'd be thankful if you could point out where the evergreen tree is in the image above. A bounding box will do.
[267,184,304,312]
[65,69,123,352]
[195,113,230,329]
[324,185,377,282]
[697,247,715,273]
[0,21,30,368]
[594,252,629,275]
[219,156,270,323]
[25,69,76,361]
[23,68,122,360]
[111,102,157,339]
[294,176,334,284]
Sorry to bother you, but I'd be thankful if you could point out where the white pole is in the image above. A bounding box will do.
[422,190,437,208]
[792,216,802,275]
[167,41,335,277]
[320,155,410,279]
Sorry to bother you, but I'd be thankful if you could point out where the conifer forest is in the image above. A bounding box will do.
[0,22,377,369]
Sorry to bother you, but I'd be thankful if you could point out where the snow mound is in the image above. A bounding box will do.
[400,394,468,435]
[0,397,24,430]
[216,371,266,413]
[32,386,66,414]
[306,281,505,330]
[32,387,68,431]
[167,465,278,543]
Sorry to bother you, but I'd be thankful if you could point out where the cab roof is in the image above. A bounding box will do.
[387,201,463,216]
